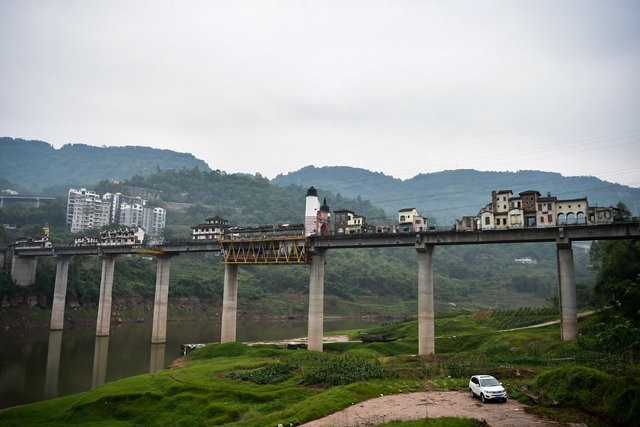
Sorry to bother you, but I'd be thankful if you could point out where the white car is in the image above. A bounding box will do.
[468,374,508,403]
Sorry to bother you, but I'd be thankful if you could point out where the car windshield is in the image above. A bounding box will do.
[480,377,500,387]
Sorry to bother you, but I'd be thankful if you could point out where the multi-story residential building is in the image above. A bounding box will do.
[333,209,366,234]
[66,188,111,233]
[475,190,603,230]
[398,208,428,232]
[556,198,589,225]
[192,216,229,240]
[119,202,145,228]
[66,188,166,238]
[491,190,512,229]
[144,207,166,240]
[507,195,523,228]
[537,193,557,227]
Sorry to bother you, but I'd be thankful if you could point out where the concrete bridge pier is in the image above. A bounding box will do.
[416,244,435,355]
[308,249,327,352]
[96,254,116,337]
[151,255,172,344]
[50,255,73,331]
[556,240,577,341]
[220,263,239,343]
[11,255,37,286]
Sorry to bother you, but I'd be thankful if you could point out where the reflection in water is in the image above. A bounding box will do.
[44,330,63,399]
[149,343,166,373]
[0,318,380,409]
[92,336,109,388]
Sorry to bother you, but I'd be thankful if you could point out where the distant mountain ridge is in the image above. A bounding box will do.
[273,166,640,224]
[0,137,209,193]
[2,137,638,225]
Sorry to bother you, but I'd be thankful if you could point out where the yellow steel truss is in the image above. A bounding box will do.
[219,236,308,264]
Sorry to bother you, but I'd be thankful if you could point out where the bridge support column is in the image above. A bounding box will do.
[221,263,238,343]
[96,254,116,337]
[149,343,166,373]
[417,244,435,355]
[308,249,327,352]
[151,255,172,344]
[557,240,577,341]
[11,255,37,286]
[50,255,72,331]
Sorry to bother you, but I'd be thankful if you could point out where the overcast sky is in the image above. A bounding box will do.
[1,1,639,187]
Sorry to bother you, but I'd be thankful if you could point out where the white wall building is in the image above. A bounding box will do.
[66,188,110,233]
[67,188,166,237]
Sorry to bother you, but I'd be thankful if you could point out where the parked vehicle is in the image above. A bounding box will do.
[468,375,508,403]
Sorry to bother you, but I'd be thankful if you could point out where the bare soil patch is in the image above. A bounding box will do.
[300,390,586,427]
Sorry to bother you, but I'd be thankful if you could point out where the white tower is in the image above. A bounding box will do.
[305,186,320,236]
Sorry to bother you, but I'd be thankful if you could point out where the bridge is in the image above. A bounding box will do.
[0,194,56,208]
[5,221,640,358]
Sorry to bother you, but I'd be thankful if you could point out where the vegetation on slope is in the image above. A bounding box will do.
[0,308,638,426]
[0,137,209,193]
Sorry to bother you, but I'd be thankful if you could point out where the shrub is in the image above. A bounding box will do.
[531,365,640,425]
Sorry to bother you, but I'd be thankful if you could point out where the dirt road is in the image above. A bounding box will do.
[300,390,585,427]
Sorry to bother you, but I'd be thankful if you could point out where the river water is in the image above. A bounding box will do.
[0,317,380,409]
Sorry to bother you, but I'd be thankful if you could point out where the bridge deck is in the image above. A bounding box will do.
[10,223,640,258]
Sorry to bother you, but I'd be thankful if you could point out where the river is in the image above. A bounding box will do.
[0,317,380,409]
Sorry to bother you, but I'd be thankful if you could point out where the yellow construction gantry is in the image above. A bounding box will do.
[218,235,308,264]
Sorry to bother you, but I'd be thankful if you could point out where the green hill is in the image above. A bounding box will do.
[0,137,209,193]
[273,166,640,224]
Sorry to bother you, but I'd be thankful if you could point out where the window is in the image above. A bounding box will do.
[540,216,544,223]
[485,217,490,225]
[557,213,566,224]
[547,203,552,210]
[548,214,552,223]
[502,218,507,225]
[538,203,542,211]
[496,219,500,226]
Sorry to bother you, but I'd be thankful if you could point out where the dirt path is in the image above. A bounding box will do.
[300,390,585,427]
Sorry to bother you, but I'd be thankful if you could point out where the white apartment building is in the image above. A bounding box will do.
[143,206,166,239]
[67,188,166,237]
[66,188,111,233]
[119,202,145,228]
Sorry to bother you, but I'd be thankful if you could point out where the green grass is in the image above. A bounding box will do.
[0,308,638,426]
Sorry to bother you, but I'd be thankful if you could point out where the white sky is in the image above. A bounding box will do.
[1,0,639,187]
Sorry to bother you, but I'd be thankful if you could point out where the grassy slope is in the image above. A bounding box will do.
[0,310,638,426]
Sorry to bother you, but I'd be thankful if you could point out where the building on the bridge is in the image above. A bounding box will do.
[588,206,615,224]
[474,190,616,230]
[333,209,366,234]
[556,198,588,225]
[398,208,429,232]
[99,226,145,245]
[192,216,230,240]
[305,187,331,236]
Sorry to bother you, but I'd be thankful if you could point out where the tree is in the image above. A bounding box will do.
[591,238,640,324]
